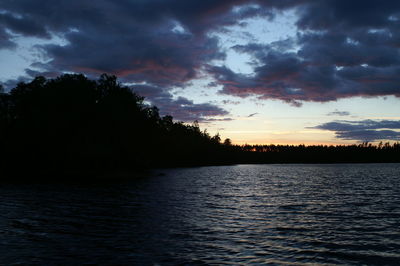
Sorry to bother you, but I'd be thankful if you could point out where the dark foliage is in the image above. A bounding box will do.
[0,74,399,179]
[0,74,227,178]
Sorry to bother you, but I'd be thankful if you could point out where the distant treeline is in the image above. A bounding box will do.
[235,143,400,164]
[0,74,399,178]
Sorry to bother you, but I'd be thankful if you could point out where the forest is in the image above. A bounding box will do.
[1,74,399,178]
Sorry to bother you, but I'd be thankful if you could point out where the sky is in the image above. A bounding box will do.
[1,0,400,145]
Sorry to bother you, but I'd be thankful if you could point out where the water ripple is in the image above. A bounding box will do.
[0,163,399,265]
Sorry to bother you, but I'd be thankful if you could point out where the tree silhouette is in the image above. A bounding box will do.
[223,138,232,146]
[0,74,231,178]
[0,73,399,180]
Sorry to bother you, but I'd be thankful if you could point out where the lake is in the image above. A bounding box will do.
[1,164,400,265]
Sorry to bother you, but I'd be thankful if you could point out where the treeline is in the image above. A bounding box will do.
[0,74,231,177]
[0,74,399,178]
[235,143,400,164]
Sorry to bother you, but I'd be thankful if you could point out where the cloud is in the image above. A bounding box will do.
[207,1,400,104]
[156,97,230,122]
[336,129,400,142]
[311,119,400,142]
[0,77,28,91]
[327,110,351,116]
[1,0,400,110]
[1,0,267,87]
[296,0,400,31]
[0,28,17,49]
[0,0,274,120]
[210,34,400,103]
[222,100,240,105]
[247,112,258,117]
[202,117,234,122]
[131,84,229,122]
[0,12,50,38]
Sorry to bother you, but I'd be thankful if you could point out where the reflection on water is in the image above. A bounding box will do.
[1,164,400,265]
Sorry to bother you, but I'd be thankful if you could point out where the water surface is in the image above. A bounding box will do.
[1,164,400,265]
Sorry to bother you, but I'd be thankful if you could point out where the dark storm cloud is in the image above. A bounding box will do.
[1,0,400,108]
[214,30,400,102]
[315,120,400,131]
[296,0,400,30]
[311,119,400,142]
[208,0,400,104]
[0,27,16,49]
[131,84,229,122]
[1,0,252,118]
[0,12,50,38]
[153,96,230,122]
[1,77,29,92]
[0,11,51,49]
[0,0,259,85]
[24,68,62,79]
[335,130,400,142]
